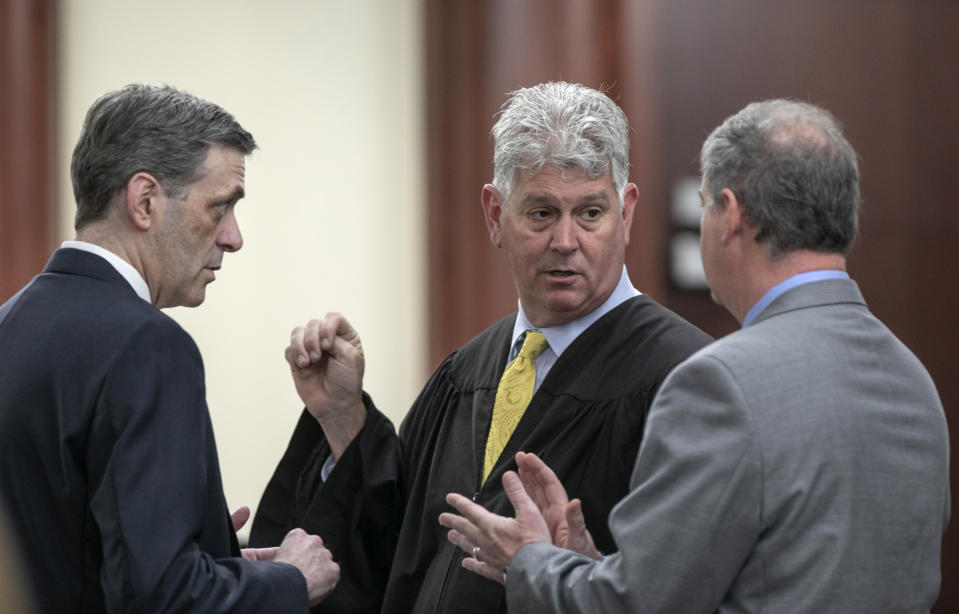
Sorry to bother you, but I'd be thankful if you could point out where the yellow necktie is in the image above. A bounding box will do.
[482,331,549,484]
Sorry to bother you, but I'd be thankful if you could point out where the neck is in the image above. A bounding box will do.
[729,250,846,324]
[75,223,147,283]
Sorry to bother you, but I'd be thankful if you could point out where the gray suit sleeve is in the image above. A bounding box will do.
[508,354,762,613]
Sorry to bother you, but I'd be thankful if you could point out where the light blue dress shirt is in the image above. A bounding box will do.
[511,266,640,393]
[743,269,849,327]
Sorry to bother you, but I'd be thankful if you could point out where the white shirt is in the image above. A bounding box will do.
[61,240,151,303]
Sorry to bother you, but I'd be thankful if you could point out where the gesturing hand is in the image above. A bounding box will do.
[286,312,367,459]
[516,452,602,560]
[286,312,364,418]
[439,470,551,584]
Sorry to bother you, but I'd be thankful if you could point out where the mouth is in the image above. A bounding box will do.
[543,269,579,283]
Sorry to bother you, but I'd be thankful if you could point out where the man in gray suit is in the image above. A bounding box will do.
[439,99,951,612]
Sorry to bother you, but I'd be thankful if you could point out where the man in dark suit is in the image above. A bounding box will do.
[440,99,950,612]
[0,84,340,612]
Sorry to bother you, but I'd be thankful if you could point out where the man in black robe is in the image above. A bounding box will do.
[250,81,712,613]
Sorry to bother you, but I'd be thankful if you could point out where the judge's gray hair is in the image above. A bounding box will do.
[491,81,630,209]
[71,84,256,230]
[700,99,860,258]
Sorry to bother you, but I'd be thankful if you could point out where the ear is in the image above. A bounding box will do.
[481,184,505,248]
[124,172,163,231]
[720,188,746,244]
[620,183,639,246]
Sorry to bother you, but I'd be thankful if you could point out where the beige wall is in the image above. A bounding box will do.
[58,0,425,540]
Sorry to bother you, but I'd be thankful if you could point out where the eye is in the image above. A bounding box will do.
[529,209,552,220]
[214,203,229,216]
[582,207,602,219]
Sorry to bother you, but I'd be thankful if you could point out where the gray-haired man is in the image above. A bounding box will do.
[441,99,950,613]
[251,81,712,613]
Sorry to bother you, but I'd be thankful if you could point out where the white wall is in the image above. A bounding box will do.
[58,0,425,540]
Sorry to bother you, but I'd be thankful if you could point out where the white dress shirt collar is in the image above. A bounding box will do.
[61,240,152,303]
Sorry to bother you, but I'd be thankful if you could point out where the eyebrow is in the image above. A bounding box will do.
[520,192,610,206]
[221,185,245,204]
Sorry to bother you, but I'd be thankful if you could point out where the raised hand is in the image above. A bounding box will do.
[285,312,367,458]
[516,452,602,560]
[439,470,551,584]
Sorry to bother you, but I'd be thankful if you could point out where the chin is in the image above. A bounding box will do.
[181,291,207,308]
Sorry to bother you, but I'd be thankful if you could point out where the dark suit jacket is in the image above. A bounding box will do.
[0,248,307,613]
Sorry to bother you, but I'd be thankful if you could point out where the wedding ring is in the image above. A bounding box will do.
[472,546,481,559]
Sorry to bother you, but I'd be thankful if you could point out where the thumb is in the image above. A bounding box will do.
[566,499,602,561]
[231,506,251,532]
[565,499,587,535]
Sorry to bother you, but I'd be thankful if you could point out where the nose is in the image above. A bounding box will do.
[217,211,243,253]
[550,215,578,253]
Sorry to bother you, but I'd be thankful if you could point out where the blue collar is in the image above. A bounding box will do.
[743,270,849,327]
[512,266,640,358]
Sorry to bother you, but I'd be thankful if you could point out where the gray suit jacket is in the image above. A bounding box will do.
[509,279,950,613]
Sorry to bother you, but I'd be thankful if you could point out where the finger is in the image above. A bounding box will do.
[287,326,309,369]
[444,493,496,530]
[304,318,327,361]
[516,451,550,475]
[231,505,251,531]
[438,511,482,546]
[566,498,602,560]
[462,556,506,584]
[517,459,549,513]
[566,499,587,537]
[324,311,362,349]
[257,546,279,561]
[328,333,363,370]
[442,526,475,556]
[501,471,538,518]
[242,546,279,561]
[518,453,567,508]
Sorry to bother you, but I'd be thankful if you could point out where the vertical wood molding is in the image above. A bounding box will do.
[0,0,55,302]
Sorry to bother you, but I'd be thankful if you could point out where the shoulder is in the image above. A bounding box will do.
[543,296,712,399]
[612,295,713,347]
[438,313,516,390]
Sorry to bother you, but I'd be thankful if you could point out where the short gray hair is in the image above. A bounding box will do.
[700,99,860,258]
[491,81,630,209]
[71,84,257,229]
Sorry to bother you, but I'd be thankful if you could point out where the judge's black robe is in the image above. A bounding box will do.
[251,295,712,613]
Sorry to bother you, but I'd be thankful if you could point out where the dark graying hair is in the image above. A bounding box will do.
[491,81,630,209]
[71,84,257,229]
[700,99,860,258]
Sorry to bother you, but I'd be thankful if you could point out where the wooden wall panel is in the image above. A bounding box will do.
[427,0,958,609]
[0,0,55,302]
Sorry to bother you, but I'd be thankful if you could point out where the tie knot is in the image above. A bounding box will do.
[518,331,549,359]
